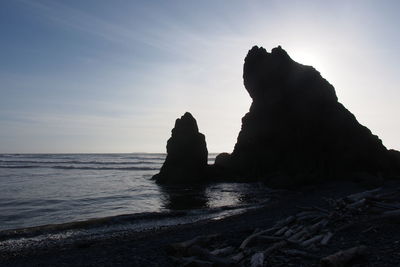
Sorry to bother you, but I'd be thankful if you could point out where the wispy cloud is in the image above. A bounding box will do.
[1,0,399,152]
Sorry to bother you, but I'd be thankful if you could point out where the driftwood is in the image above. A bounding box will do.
[347,198,366,209]
[296,211,322,217]
[169,234,219,254]
[274,226,289,236]
[283,249,319,259]
[176,257,213,267]
[168,186,399,266]
[320,245,367,267]
[256,235,285,243]
[263,240,287,256]
[297,205,329,214]
[368,200,400,210]
[346,187,382,202]
[231,252,245,262]
[240,226,279,250]
[288,227,308,242]
[275,215,296,227]
[250,252,264,267]
[187,245,235,266]
[283,228,295,238]
[373,189,400,200]
[301,234,324,247]
[320,232,334,246]
[210,246,235,256]
[380,209,400,219]
[309,219,328,232]
[297,214,323,222]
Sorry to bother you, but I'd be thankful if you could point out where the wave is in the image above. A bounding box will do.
[0,160,162,165]
[0,165,38,169]
[125,157,166,161]
[52,166,158,171]
[0,165,159,171]
[0,203,255,243]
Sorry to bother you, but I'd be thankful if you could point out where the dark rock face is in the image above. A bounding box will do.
[222,45,399,186]
[154,45,400,187]
[153,112,208,184]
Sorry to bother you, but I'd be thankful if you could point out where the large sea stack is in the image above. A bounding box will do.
[218,45,399,186]
[153,112,208,184]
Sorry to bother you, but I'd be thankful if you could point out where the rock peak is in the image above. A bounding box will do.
[243,45,334,101]
[153,112,208,184]
[172,112,199,135]
[271,45,291,59]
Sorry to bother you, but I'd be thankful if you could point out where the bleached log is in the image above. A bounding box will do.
[239,226,279,250]
[346,188,381,202]
[297,214,323,222]
[283,228,295,238]
[347,198,366,209]
[309,219,329,232]
[253,228,261,234]
[380,209,400,219]
[169,234,219,253]
[210,246,235,256]
[320,245,367,267]
[297,233,312,243]
[297,205,329,214]
[368,200,400,210]
[291,224,303,233]
[274,226,289,236]
[336,222,355,232]
[231,252,245,262]
[288,228,309,243]
[311,206,330,214]
[300,234,324,247]
[320,232,334,245]
[263,240,287,256]
[187,245,235,266]
[250,252,264,267]
[275,215,296,227]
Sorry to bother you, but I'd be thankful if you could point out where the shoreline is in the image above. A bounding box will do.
[2,180,400,266]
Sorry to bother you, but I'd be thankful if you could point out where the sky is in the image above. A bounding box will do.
[0,0,399,153]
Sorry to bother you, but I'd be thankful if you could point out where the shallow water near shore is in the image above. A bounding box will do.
[0,154,272,238]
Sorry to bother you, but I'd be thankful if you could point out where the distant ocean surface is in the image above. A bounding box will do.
[0,153,272,232]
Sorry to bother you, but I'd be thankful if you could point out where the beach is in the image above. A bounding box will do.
[2,180,400,266]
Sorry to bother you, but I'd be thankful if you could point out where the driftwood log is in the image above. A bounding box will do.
[320,245,367,267]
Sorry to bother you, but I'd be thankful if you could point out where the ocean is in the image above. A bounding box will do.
[0,153,272,235]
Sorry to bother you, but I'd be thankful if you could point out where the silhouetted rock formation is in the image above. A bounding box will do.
[153,112,208,184]
[154,46,400,187]
[219,45,399,187]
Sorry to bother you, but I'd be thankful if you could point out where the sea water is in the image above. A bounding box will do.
[0,153,272,233]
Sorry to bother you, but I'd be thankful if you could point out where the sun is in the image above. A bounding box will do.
[290,50,326,70]
[289,48,336,84]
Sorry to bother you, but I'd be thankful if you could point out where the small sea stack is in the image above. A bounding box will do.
[153,112,208,184]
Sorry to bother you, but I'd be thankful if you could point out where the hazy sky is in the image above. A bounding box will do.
[0,0,399,153]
